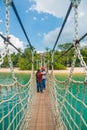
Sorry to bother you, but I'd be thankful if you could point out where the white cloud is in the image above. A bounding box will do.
[27,0,87,51]
[0,19,3,23]
[0,33,24,53]
[26,9,29,13]
[41,17,45,21]
[37,50,44,54]
[80,41,87,48]
[29,0,70,18]
[43,15,75,47]
[33,16,37,20]
[39,0,87,49]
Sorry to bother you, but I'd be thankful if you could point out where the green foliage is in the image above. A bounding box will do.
[58,43,73,51]
[54,62,66,70]
[11,52,19,67]
[18,47,32,70]
[1,43,87,70]
[18,57,32,70]
[2,56,9,67]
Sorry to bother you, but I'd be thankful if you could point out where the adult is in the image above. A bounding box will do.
[41,68,47,90]
[36,69,43,92]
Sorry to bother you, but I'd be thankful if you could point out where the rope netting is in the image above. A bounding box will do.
[48,70,87,130]
[0,49,7,66]
[0,0,87,130]
[0,0,36,130]
[0,73,36,130]
[47,0,87,130]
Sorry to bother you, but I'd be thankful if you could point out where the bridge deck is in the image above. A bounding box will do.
[26,90,56,130]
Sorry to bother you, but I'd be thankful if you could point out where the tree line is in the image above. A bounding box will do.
[1,43,87,70]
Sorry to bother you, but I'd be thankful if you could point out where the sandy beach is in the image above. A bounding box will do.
[0,68,31,74]
[0,67,85,74]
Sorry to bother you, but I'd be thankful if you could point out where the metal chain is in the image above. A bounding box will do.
[72,0,87,81]
[70,0,81,42]
[68,0,81,78]
[51,51,54,76]
[70,0,81,7]
[32,50,34,73]
[69,0,87,81]
[74,5,79,41]
[0,49,7,66]
[68,50,77,79]
[5,0,16,81]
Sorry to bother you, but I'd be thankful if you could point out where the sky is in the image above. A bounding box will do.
[0,0,87,53]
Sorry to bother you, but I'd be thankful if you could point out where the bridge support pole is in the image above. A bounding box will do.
[32,50,34,74]
[51,51,54,76]
[40,53,43,67]
[47,60,49,73]
[36,59,39,70]
[43,53,46,68]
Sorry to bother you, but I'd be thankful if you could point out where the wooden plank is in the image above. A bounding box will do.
[27,90,56,130]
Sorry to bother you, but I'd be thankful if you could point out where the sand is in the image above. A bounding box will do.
[0,67,85,74]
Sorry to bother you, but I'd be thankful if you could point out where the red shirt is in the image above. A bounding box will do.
[36,72,42,82]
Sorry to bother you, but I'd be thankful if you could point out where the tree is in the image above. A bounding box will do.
[58,43,73,51]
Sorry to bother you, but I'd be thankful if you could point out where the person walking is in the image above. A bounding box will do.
[41,68,47,90]
[36,69,43,93]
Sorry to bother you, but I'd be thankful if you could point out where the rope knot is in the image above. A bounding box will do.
[84,81,87,85]
[75,39,79,47]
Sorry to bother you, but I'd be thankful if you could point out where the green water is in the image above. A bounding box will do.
[0,72,30,85]
[0,73,30,130]
[55,73,85,81]
[55,74,87,130]
[0,73,87,130]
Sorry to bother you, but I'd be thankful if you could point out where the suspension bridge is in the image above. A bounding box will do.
[0,0,87,130]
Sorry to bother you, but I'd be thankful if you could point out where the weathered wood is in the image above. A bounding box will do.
[26,90,55,130]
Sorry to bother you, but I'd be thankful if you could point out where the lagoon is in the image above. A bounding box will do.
[0,73,87,130]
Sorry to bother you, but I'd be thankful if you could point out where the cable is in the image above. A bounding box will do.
[11,1,33,50]
[79,33,87,42]
[0,33,22,53]
[59,32,87,58]
[52,2,73,52]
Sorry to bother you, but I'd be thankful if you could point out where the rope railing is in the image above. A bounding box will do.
[48,73,87,130]
[0,73,36,130]
[0,48,7,66]
[0,1,37,129]
[1,0,87,130]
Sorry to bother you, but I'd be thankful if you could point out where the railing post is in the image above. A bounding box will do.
[47,60,49,72]
[36,59,39,70]
[32,50,34,74]
[39,60,40,69]
[51,51,54,75]
[40,53,43,67]
[5,0,16,81]
[43,53,45,67]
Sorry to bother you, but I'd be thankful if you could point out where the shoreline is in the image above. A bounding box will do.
[0,67,85,74]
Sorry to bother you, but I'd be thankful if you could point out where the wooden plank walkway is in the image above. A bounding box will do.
[27,90,56,130]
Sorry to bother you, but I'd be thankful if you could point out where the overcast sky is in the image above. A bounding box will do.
[0,0,87,53]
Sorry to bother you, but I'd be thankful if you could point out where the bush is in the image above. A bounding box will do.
[54,62,66,70]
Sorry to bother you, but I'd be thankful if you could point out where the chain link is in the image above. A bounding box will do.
[68,50,77,79]
[51,51,54,76]
[5,0,16,81]
[0,49,7,66]
[74,6,79,41]
[70,0,81,42]
[70,0,81,7]
[4,0,12,5]
[68,0,79,78]
[68,0,84,79]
